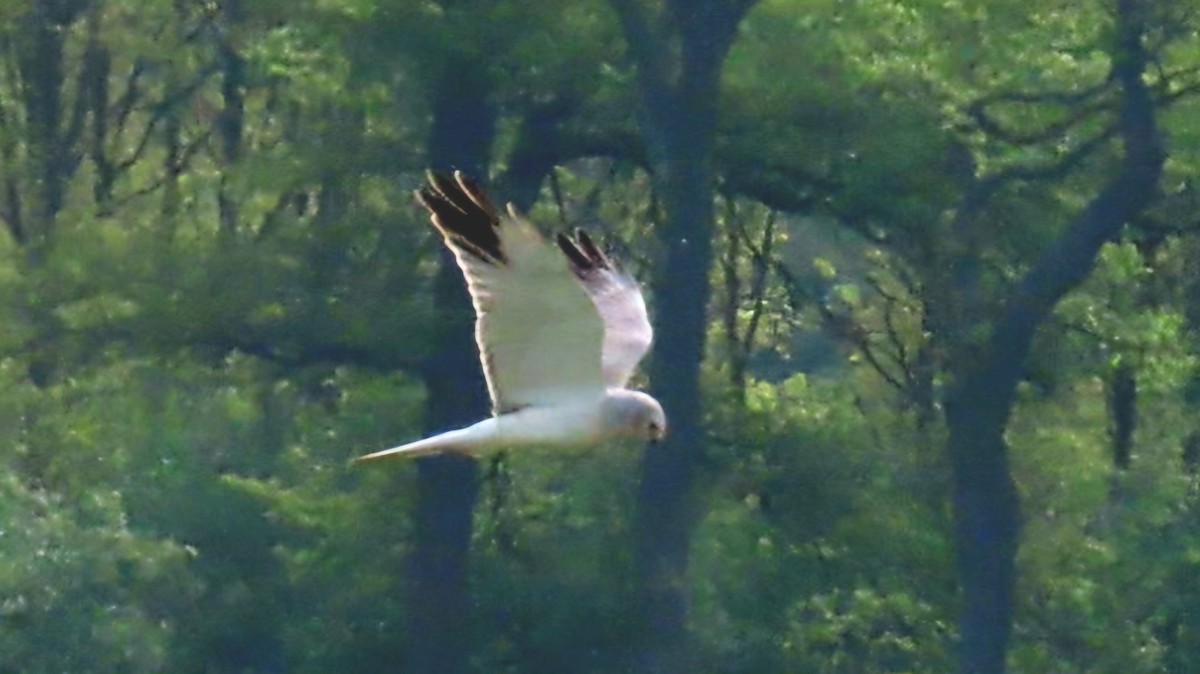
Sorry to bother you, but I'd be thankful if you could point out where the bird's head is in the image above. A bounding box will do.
[603,389,667,443]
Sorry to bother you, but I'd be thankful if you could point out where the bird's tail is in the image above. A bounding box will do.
[353,427,478,463]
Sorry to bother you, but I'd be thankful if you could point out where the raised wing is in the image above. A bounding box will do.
[556,230,653,388]
[417,171,606,413]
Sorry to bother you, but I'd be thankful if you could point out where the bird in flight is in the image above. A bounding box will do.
[356,170,666,462]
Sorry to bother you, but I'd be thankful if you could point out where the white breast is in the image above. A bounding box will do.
[492,401,606,447]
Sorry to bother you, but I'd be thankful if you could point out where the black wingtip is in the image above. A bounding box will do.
[452,171,499,220]
[556,232,591,270]
[556,229,612,276]
[417,170,506,264]
[575,229,610,269]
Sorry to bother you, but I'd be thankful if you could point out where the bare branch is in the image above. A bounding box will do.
[115,62,220,172]
[965,82,1113,147]
[110,128,212,208]
[111,59,145,140]
[981,124,1118,187]
[741,211,775,357]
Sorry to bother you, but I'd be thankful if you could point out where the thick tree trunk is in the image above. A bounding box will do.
[635,140,715,674]
[946,360,1023,674]
[608,2,757,672]
[944,4,1163,671]
[406,60,496,674]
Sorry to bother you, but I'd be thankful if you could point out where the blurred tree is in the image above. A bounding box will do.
[605,1,758,672]
[351,1,630,671]
[1,1,1199,674]
[694,0,1196,671]
[409,46,494,674]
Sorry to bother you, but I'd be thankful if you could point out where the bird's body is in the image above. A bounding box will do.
[355,171,665,463]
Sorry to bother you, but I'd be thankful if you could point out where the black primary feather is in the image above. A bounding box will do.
[556,229,613,277]
[574,229,610,269]
[418,171,506,264]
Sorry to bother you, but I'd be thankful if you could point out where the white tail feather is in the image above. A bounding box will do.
[353,424,490,463]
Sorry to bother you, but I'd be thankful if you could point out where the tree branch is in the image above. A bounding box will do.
[608,0,675,94]
[995,0,1165,355]
[981,124,1118,187]
[964,81,1112,146]
[111,129,212,208]
[115,62,221,172]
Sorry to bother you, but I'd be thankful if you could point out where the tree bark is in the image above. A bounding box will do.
[634,137,715,674]
[495,97,578,209]
[945,3,1163,671]
[12,0,88,258]
[214,15,245,244]
[946,364,1023,674]
[607,2,757,672]
[406,58,496,674]
[1108,361,1136,471]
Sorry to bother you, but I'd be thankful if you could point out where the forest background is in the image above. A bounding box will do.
[1,1,1199,673]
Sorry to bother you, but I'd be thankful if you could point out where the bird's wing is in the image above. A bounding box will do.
[556,230,653,388]
[418,171,606,412]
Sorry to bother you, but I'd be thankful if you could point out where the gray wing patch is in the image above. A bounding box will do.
[556,230,654,388]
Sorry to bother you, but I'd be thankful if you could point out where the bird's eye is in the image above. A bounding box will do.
[648,421,664,441]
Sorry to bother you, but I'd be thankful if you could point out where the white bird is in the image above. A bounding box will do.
[355,170,666,462]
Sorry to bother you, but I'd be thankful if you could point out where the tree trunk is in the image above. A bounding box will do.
[946,359,1023,674]
[13,0,87,258]
[608,2,757,672]
[406,59,496,674]
[944,3,1163,671]
[1108,361,1136,471]
[496,97,578,209]
[635,137,715,674]
[215,27,245,244]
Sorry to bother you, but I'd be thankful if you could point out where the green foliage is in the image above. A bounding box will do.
[690,373,956,673]
[0,471,192,674]
[0,0,1197,673]
[787,587,953,674]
